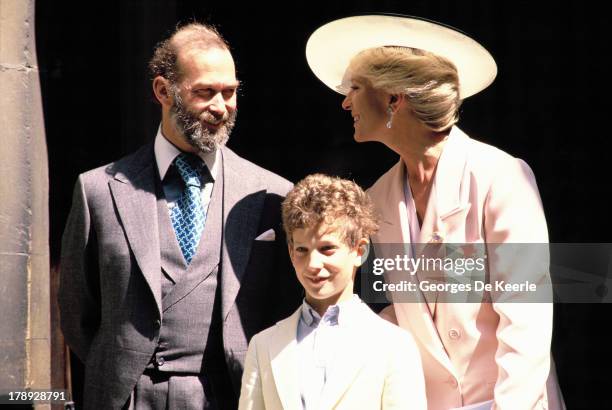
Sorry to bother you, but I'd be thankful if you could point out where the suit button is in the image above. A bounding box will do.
[155,319,161,328]
[448,378,458,388]
[156,356,165,366]
[449,328,461,340]
[431,232,443,243]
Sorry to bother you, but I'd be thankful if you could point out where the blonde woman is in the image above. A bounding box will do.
[306,15,564,410]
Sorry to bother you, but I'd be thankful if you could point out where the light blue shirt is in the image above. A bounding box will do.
[295,295,362,410]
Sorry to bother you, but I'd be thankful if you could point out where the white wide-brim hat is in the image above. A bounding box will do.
[306,14,497,99]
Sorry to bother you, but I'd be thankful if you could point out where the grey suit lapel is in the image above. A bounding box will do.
[108,145,162,314]
[157,187,188,281]
[220,148,267,321]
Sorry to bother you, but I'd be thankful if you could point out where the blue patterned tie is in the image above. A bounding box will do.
[171,153,207,264]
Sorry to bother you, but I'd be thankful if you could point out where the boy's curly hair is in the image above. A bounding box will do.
[282,174,379,247]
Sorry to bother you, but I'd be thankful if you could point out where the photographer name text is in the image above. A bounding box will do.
[373,280,537,293]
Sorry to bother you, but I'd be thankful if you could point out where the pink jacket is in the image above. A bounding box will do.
[368,127,564,410]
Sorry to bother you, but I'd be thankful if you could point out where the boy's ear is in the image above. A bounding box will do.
[287,243,293,258]
[354,238,370,267]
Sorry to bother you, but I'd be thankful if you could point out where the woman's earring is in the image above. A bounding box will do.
[386,106,394,129]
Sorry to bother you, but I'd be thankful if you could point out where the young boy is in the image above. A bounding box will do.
[239,174,426,410]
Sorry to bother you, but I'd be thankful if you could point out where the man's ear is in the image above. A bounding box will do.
[153,76,173,107]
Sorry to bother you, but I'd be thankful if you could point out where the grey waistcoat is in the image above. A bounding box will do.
[148,165,224,374]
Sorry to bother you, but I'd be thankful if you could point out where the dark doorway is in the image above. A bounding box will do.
[36,1,610,408]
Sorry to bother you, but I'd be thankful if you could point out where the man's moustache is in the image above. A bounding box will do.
[200,112,229,125]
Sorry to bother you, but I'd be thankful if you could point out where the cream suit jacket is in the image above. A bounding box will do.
[369,127,564,410]
[238,300,427,410]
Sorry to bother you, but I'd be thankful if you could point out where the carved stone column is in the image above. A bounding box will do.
[0,0,51,408]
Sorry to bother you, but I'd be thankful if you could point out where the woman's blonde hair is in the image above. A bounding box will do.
[349,46,462,132]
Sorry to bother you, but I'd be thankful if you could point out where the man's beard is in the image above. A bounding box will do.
[170,87,237,153]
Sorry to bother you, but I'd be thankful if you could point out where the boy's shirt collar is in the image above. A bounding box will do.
[300,294,362,327]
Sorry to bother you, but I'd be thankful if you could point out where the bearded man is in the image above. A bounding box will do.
[58,23,301,410]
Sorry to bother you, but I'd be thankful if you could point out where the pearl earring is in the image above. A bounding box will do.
[386,106,394,129]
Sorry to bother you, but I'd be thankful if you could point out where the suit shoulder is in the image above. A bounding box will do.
[250,309,299,346]
[464,138,539,195]
[361,306,418,347]
[352,306,422,366]
[222,147,292,195]
[462,131,528,170]
[76,161,117,196]
[78,144,153,187]
[249,324,277,345]
[366,160,402,197]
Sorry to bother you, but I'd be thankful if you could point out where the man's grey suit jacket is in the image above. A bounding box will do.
[58,143,301,409]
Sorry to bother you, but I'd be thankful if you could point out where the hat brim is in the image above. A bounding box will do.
[306,14,497,99]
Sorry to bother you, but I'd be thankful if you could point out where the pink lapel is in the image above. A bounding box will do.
[418,127,471,245]
[368,127,473,378]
